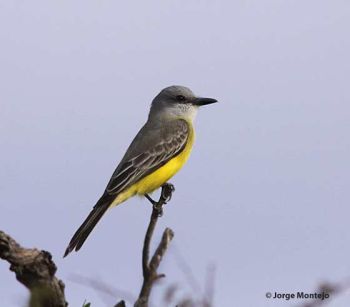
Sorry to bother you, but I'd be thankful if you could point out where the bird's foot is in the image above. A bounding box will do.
[160,183,175,204]
[144,183,175,217]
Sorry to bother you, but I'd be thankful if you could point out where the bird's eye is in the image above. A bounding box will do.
[176,95,186,101]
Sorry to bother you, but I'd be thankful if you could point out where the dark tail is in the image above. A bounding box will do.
[64,196,112,257]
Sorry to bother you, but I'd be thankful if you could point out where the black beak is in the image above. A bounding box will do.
[192,97,218,106]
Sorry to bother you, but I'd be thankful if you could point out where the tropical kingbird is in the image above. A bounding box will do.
[64,85,217,257]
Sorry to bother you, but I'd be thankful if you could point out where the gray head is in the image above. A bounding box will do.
[149,85,217,120]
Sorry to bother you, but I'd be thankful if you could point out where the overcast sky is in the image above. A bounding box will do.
[1,1,350,306]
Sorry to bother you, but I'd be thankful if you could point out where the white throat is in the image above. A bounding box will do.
[149,104,198,122]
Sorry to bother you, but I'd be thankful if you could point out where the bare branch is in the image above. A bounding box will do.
[141,209,158,279]
[134,183,175,307]
[0,230,67,307]
[149,228,174,278]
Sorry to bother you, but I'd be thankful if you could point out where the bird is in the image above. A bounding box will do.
[64,85,218,257]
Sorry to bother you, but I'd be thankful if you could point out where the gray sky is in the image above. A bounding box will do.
[1,1,350,306]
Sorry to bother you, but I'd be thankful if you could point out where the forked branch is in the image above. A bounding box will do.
[133,183,175,307]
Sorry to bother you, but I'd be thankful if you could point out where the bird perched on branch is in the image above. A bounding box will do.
[64,85,218,257]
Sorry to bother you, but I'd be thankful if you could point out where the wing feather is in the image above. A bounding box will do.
[105,119,189,195]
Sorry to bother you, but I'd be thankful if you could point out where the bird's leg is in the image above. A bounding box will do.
[144,183,175,217]
[145,194,164,216]
[145,194,157,206]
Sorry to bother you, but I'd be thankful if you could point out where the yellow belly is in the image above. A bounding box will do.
[111,123,195,206]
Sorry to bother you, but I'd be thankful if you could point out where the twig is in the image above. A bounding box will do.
[0,230,67,307]
[134,183,175,307]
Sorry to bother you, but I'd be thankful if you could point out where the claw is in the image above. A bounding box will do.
[161,183,175,203]
[166,183,175,192]
[145,183,175,217]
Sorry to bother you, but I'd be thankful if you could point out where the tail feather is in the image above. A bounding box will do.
[64,196,112,257]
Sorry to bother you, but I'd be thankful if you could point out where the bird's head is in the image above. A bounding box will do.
[149,85,217,121]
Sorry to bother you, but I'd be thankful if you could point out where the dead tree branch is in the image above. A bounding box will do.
[0,230,67,307]
[134,183,175,307]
